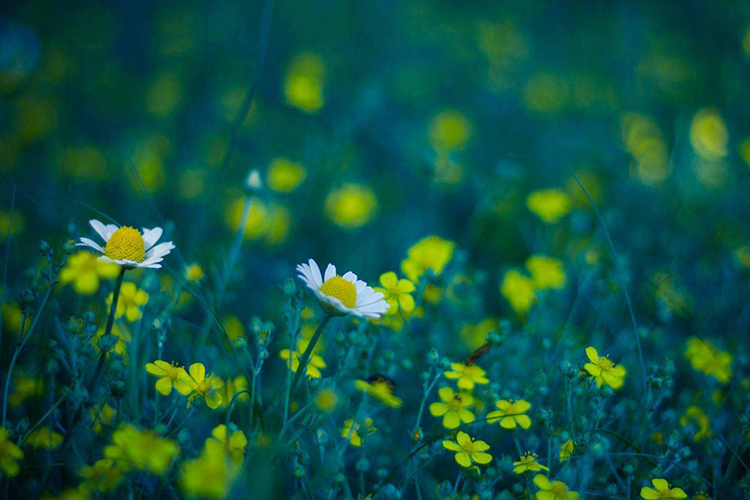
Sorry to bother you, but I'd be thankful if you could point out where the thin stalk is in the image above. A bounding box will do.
[287,314,332,404]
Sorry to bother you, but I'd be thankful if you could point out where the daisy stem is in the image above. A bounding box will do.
[287,314,332,405]
[105,267,126,341]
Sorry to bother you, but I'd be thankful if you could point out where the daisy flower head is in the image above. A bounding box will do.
[296,259,388,318]
[78,219,175,269]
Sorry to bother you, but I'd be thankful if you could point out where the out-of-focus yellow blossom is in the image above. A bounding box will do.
[422,284,443,304]
[444,362,489,390]
[513,452,548,474]
[584,347,626,390]
[500,269,536,316]
[740,139,750,168]
[526,255,566,291]
[264,203,291,245]
[267,157,306,193]
[13,95,57,141]
[442,431,492,468]
[146,360,192,396]
[60,252,119,295]
[204,425,247,466]
[341,418,376,447]
[685,337,731,384]
[90,403,116,434]
[401,235,455,283]
[429,110,472,152]
[325,183,378,229]
[284,51,326,114]
[652,272,690,317]
[40,487,88,500]
[56,145,108,181]
[373,272,415,315]
[225,196,269,240]
[559,439,574,462]
[146,72,183,117]
[533,474,579,500]
[487,399,531,429]
[79,458,123,493]
[690,108,728,161]
[220,375,250,408]
[744,25,750,59]
[179,446,238,500]
[3,303,29,336]
[224,315,245,341]
[9,377,43,406]
[104,425,179,475]
[621,113,671,187]
[429,386,474,429]
[0,210,24,236]
[185,363,223,409]
[524,73,569,114]
[314,388,339,412]
[91,324,130,359]
[26,427,63,450]
[680,406,712,442]
[184,263,204,283]
[460,318,498,351]
[526,189,571,223]
[280,338,326,378]
[130,135,170,193]
[640,478,687,499]
[355,376,403,408]
[106,282,148,322]
[0,427,23,477]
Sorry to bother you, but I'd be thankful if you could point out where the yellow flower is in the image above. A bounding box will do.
[106,282,149,322]
[680,406,712,442]
[513,452,549,474]
[487,399,531,429]
[224,196,268,241]
[685,337,731,384]
[526,255,566,291]
[185,363,223,409]
[429,386,474,429]
[559,439,574,463]
[89,403,116,434]
[280,338,327,379]
[91,324,131,359]
[325,183,378,229]
[500,269,536,316]
[8,377,43,406]
[459,318,498,351]
[59,252,119,295]
[429,110,472,152]
[103,425,179,475]
[146,360,192,396]
[373,272,416,315]
[26,427,63,450]
[219,375,250,408]
[442,431,492,468]
[533,474,579,500]
[584,347,626,390]
[0,210,24,236]
[204,425,247,466]
[314,389,339,412]
[267,157,306,192]
[179,447,238,500]
[284,51,326,114]
[444,362,489,390]
[526,189,571,223]
[79,458,123,493]
[355,375,403,408]
[690,108,728,161]
[640,478,687,499]
[401,236,455,283]
[224,315,245,341]
[341,418,376,447]
[0,427,23,477]
[184,263,204,283]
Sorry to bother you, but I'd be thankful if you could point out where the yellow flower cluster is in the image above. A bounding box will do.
[280,338,327,379]
[179,424,247,499]
[325,183,378,229]
[526,189,571,223]
[146,361,224,409]
[60,251,119,295]
[685,337,731,384]
[106,282,149,322]
[500,254,566,316]
[341,418,376,447]
[284,51,326,114]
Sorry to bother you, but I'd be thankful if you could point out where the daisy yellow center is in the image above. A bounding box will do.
[104,227,145,263]
[319,276,357,308]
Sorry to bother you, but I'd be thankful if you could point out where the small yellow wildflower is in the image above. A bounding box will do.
[314,388,339,412]
[584,347,626,389]
[442,431,492,468]
[685,337,731,384]
[355,375,403,408]
[444,362,489,390]
[533,474,579,500]
[284,51,326,114]
[91,324,131,359]
[106,282,149,322]
[9,377,43,406]
[179,447,238,500]
[527,189,571,223]
[429,386,474,429]
[680,406,712,441]
[79,458,123,493]
[487,399,531,429]
[526,255,566,290]
[0,427,23,477]
[204,424,247,466]
[104,425,179,475]
[145,360,192,396]
[500,269,536,316]
[341,418,376,447]
[280,338,327,378]
[185,363,223,409]
[459,318,498,351]
[559,439,574,462]
[26,427,63,450]
[267,157,306,192]
[184,263,204,283]
[325,183,378,229]
[60,252,119,295]
[401,235,455,283]
[640,478,687,499]
[219,375,250,408]
[690,108,728,161]
[89,403,116,433]
[373,272,416,315]
[429,109,472,152]
[513,452,549,474]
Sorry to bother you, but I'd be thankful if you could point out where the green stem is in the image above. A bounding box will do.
[105,267,126,340]
[286,314,332,406]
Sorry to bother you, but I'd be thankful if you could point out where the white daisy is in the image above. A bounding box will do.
[296,259,388,319]
[77,219,175,269]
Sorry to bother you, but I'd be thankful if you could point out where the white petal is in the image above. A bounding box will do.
[356,289,385,307]
[355,280,367,294]
[342,271,357,283]
[324,264,336,282]
[356,301,389,313]
[141,227,163,250]
[140,255,164,267]
[309,259,323,287]
[90,220,117,243]
[77,238,104,253]
[313,290,347,313]
[144,241,174,259]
